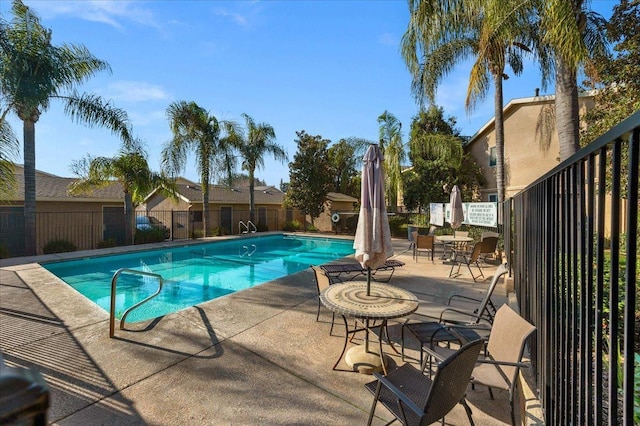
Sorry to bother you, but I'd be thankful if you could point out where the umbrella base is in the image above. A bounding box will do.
[345,345,389,375]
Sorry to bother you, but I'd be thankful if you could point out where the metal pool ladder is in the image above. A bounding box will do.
[109,268,164,338]
[239,220,257,234]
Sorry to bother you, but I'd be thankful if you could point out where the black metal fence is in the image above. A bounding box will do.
[0,209,299,258]
[507,111,639,425]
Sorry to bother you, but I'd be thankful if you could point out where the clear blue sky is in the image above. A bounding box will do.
[3,0,617,187]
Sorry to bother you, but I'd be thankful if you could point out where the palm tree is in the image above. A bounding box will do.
[0,0,134,255]
[535,0,608,160]
[69,146,176,245]
[236,113,287,223]
[401,0,532,203]
[377,111,406,212]
[162,101,238,237]
[0,120,19,199]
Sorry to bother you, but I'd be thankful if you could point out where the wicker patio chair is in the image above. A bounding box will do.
[412,231,435,262]
[401,263,509,366]
[365,339,484,426]
[423,304,536,426]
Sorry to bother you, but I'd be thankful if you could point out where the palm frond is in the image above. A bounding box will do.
[61,92,134,147]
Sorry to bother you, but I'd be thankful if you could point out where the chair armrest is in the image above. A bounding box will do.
[439,307,492,324]
[447,294,481,306]
[476,359,530,368]
[371,372,427,417]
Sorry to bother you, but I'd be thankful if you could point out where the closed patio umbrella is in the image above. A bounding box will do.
[449,185,464,230]
[354,144,393,295]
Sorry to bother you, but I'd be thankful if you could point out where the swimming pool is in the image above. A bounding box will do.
[42,234,355,322]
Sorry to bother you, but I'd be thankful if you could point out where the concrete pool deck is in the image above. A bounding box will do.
[1,234,525,425]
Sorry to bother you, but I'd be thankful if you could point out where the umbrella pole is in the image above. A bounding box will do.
[365,267,371,352]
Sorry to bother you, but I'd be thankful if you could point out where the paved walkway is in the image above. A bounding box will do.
[1,235,515,425]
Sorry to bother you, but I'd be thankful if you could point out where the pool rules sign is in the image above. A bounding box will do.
[437,202,499,227]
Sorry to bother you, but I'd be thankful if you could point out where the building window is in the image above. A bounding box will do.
[488,193,498,202]
[489,146,497,167]
[286,208,293,222]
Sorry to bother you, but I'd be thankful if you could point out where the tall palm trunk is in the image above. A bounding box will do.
[493,73,506,204]
[202,168,210,237]
[555,58,581,161]
[249,167,255,224]
[22,117,37,255]
[124,191,134,245]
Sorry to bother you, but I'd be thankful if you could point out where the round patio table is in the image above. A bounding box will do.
[436,235,474,260]
[320,281,418,374]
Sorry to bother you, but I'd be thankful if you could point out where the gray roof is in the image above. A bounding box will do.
[175,183,285,205]
[326,192,358,203]
[3,165,123,203]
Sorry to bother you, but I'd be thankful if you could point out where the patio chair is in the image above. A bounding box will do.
[319,259,405,283]
[423,304,536,426]
[412,232,434,262]
[311,266,337,335]
[449,241,485,281]
[401,263,508,366]
[365,339,484,426]
[478,236,499,264]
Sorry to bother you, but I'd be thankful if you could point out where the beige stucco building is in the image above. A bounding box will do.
[466,93,595,201]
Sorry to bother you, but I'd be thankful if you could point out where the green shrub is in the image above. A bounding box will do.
[191,229,204,238]
[96,238,116,249]
[282,220,302,231]
[0,243,10,259]
[42,239,77,254]
[306,224,318,232]
[134,228,166,244]
[345,215,358,232]
[388,215,407,238]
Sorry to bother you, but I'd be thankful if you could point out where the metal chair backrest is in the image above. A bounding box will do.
[485,304,536,391]
[311,266,332,294]
[472,262,508,323]
[421,339,484,424]
[480,237,499,254]
[416,234,434,249]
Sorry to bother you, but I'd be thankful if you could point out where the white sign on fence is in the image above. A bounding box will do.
[444,202,498,227]
[429,203,444,226]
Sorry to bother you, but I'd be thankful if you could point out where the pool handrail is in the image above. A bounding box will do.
[110,268,164,338]
[238,221,257,234]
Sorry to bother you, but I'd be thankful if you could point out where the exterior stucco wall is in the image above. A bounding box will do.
[468,96,594,201]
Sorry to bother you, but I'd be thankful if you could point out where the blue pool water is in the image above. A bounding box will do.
[43,234,354,322]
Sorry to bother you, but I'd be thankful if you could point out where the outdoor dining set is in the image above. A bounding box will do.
[311,260,535,426]
[316,144,534,425]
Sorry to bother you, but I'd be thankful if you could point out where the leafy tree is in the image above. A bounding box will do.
[402,0,532,203]
[378,111,406,212]
[162,101,238,237]
[285,131,332,227]
[69,144,176,245]
[327,138,359,197]
[236,113,287,223]
[0,0,134,255]
[403,106,484,211]
[279,179,289,193]
[581,0,640,145]
[224,173,267,188]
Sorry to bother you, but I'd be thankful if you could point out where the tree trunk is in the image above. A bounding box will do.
[555,58,580,161]
[202,168,210,237]
[493,73,506,204]
[22,117,37,256]
[249,167,255,224]
[124,191,134,245]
